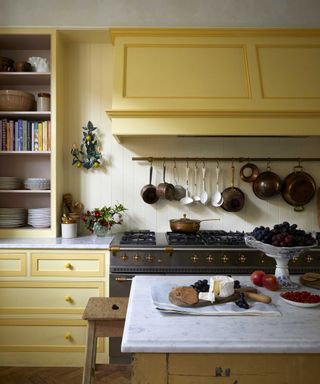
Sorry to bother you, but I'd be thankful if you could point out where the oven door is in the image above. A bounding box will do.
[109,273,133,364]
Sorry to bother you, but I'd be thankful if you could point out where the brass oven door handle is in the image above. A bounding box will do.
[115,277,133,282]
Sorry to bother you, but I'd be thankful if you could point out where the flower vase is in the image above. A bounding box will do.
[93,222,111,237]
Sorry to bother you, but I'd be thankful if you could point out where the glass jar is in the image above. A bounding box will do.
[37,92,50,111]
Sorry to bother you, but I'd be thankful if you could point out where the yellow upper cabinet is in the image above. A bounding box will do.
[107,28,320,139]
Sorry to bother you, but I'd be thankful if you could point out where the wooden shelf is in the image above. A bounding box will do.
[0,151,50,155]
[0,72,51,86]
[0,111,51,119]
[0,190,51,194]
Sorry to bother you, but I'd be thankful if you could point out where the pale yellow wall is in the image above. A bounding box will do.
[62,41,320,235]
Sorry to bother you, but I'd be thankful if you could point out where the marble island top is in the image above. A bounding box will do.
[122,275,320,354]
[0,235,113,249]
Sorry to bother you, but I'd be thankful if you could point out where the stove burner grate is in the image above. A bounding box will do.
[120,230,156,245]
[166,230,245,246]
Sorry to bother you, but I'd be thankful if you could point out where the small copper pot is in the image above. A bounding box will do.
[156,164,175,200]
[252,167,282,200]
[240,163,259,183]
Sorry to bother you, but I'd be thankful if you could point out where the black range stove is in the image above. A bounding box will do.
[109,230,320,275]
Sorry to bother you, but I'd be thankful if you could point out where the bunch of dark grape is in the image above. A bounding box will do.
[233,280,241,289]
[191,279,209,293]
[235,292,249,309]
[250,221,315,247]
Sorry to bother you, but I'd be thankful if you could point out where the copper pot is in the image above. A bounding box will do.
[169,214,219,233]
[252,167,282,200]
[140,165,159,204]
[156,164,175,200]
[221,164,245,212]
[240,163,259,183]
[281,166,316,211]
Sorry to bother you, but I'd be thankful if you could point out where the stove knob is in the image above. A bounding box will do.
[121,254,128,261]
[221,254,229,263]
[133,253,140,262]
[291,256,299,263]
[191,254,199,263]
[206,255,214,263]
[305,254,313,263]
[146,254,154,263]
[238,254,247,263]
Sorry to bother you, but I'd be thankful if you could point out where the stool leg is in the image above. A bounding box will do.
[82,321,97,384]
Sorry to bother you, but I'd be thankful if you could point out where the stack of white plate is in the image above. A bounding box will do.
[24,178,50,190]
[0,208,27,228]
[0,177,21,190]
[28,207,51,228]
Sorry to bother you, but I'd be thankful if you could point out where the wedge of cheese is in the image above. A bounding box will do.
[199,276,234,303]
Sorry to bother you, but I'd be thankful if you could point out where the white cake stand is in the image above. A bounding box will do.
[245,235,317,290]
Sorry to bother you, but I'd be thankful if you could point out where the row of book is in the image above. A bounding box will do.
[0,119,51,152]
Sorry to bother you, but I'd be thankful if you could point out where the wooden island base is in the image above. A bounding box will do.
[131,353,320,384]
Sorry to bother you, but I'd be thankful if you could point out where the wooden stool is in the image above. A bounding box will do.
[82,297,128,384]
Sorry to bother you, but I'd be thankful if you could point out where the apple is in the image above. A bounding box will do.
[262,274,279,291]
[250,270,266,286]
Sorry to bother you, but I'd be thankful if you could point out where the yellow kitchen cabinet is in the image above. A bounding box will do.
[31,251,105,277]
[0,252,26,276]
[0,249,107,366]
[132,353,320,384]
[107,28,320,140]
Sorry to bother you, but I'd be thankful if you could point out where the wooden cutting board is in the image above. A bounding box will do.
[300,273,320,290]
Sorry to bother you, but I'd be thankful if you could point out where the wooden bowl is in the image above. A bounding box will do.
[0,90,35,111]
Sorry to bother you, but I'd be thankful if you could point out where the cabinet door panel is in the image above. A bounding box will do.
[0,281,104,314]
[31,252,105,277]
[0,252,26,276]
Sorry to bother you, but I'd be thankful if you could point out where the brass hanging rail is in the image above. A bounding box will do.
[132,157,320,163]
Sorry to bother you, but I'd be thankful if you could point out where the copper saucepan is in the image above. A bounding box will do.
[156,163,175,200]
[281,166,316,211]
[221,164,245,212]
[140,164,159,204]
[170,214,219,233]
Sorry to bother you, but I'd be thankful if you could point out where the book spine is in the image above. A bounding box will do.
[14,121,19,151]
[34,121,39,151]
[0,120,2,151]
[2,119,7,151]
[47,120,51,151]
[42,121,47,151]
[31,121,35,151]
[6,122,10,150]
[17,119,23,151]
[9,120,14,151]
[27,121,31,151]
[38,121,43,151]
[22,120,27,151]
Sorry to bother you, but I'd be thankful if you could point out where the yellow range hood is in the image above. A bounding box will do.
[106,28,320,142]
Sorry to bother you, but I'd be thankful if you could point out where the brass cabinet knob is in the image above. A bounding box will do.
[146,254,154,263]
[238,254,247,263]
[64,332,73,341]
[206,255,214,263]
[64,295,73,303]
[305,255,313,263]
[191,254,199,263]
[221,254,229,263]
[65,263,73,270]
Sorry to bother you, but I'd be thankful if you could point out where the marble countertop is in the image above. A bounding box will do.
[122,275,320,354]
[0,235,113,249]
